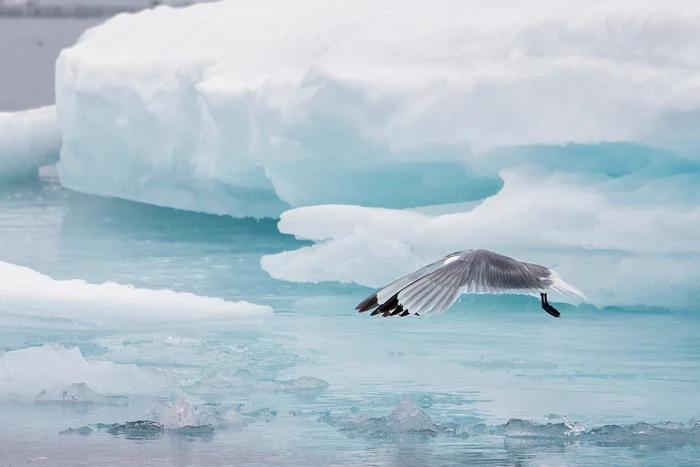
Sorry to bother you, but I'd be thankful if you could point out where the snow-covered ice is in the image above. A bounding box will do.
[48,0,700,308]
[261,165,700,307]
[55,0,700,218]
[0,260,272,329]
[0,106,60,181]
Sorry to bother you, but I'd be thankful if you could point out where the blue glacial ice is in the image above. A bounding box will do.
[48,0,700,308]
[54,0,700,218]
[0,106,60,181]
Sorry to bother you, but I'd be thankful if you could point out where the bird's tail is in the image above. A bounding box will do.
[548,270,587,301]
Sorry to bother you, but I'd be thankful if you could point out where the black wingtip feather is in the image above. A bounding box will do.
[356,293,379,313]
[375,295,399,315]
[389,304,404,317]
[365,302,417,319]
[360,294,409,318]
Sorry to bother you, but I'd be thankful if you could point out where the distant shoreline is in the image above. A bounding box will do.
[0,3,194,18]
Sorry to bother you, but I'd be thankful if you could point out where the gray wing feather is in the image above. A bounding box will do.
[459,250,553,294]
[355,250,468,313]
[399,261,467,316]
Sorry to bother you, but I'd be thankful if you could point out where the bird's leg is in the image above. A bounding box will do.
[541,293,560,318]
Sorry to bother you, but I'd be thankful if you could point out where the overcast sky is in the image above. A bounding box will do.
[2,0,215,6]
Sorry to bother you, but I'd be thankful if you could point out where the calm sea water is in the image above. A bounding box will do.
[1,177,699,467]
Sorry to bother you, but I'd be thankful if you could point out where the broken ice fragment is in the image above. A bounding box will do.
[35,382,128,407]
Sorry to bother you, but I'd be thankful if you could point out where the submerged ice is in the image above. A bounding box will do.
[185,369,330,401]
[0,344,175,402]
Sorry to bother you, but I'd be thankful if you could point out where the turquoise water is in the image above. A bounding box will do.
[1,177,700,466]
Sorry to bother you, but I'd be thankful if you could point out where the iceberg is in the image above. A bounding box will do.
[0,260,272,329]
[46,0,700,308]
[54,0,700,218]
[0,106,60,181]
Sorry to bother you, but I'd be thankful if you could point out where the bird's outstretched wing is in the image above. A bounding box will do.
[356,249,584,318]
[355,250,468,314]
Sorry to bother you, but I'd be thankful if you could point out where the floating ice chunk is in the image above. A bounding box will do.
[147,397,242,430]
[261,167,700,308]
[106,420,164,437]
[160,397,196,429]
[563,416,586,436]
[0,106,60,181]
[54,0,700,217]
[59,426,93,436]
[331,407,700,444]
[275,376,330,400]
[505,418,583,438]
[0,260,272,329]
[35,382,129,407]
[337,396,444,436]
[385,396,440,433]
[0,344,175,402]
[505,418,700,443]
[100,419,214,439]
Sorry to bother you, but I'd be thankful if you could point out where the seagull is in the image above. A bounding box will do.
[355,249,585,319]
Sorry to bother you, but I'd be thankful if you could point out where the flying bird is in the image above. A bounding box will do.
[356,249,585,319]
